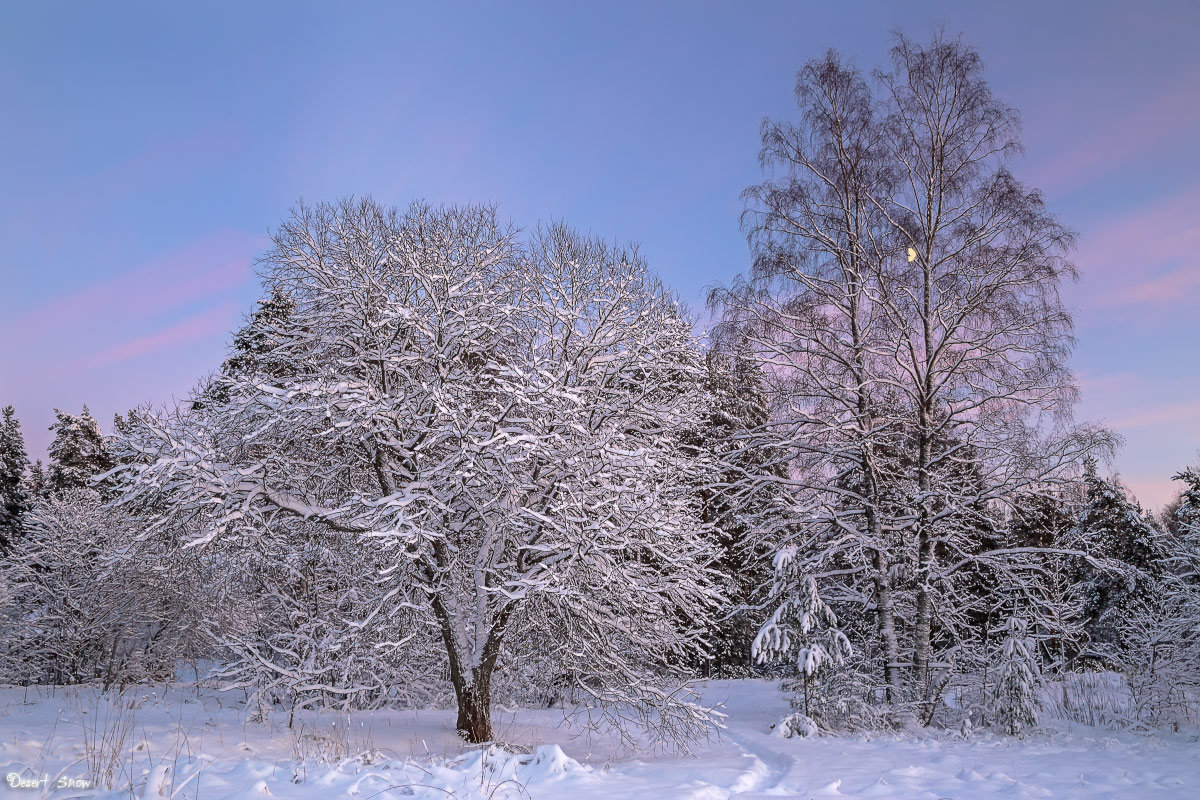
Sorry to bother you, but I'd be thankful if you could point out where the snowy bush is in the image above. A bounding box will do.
[0,488,199,688]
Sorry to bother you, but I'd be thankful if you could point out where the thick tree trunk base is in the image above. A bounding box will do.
[456,688,493,744]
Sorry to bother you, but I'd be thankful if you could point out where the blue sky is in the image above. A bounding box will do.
[1,1,1197,508]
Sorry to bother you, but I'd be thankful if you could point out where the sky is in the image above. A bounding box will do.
[1,1,1197,509]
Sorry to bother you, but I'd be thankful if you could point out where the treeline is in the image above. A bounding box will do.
[0,406,201,688]
[1,32,1198,742]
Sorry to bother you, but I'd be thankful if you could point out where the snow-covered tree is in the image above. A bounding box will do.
[0,405,31,552]
[1071,459,1167,658]
[1113,465,1200,728]
[688,343,779,676]
[754,561,851,729]
[1172,465,1200,544]
[23,460,47,502]
[870,32,1109,716]
[113,199,722,744]
[710,48,908,713]
[712,34,1109,729]
[990,615,1041,736]
[0,488,198,687]
[194,285,300,410]
[1004,490,1089,687]
[47,406,114,494]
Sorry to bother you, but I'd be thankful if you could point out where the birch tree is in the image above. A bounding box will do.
[715,34,1110,728]
[872,33,1100,705]
[711,50,908,707]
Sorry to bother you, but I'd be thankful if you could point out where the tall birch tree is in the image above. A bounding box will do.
[715,34,1110,727]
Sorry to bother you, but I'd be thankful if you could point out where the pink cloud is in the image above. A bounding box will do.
[1121,473,1179,512]
[85,301,241,368]
[1070,184,1200,311]
[1075,370,1139,396]
[1026,73,1200,195]
[2,229,263,337]
[1108,400,1200,431]
[1118,263,1200,306]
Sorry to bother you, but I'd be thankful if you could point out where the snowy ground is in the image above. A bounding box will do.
[2,680,1198,799]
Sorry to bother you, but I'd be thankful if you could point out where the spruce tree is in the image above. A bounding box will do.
[692,342,779,676]
[991,615,1042,736]
[1172,466,1200,545]
[0,406,31,552]
[195,286,298,409]
[46,406,115,495]
[223,285,297,378]
[24,460,47,501]
[1072,458,1167,658]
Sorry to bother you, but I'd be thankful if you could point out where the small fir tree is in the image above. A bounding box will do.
[754,556,852,732]
[991,615,1042,736]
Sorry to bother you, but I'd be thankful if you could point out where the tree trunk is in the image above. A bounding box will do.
[432,589,514,745]
[872,551,903,705]
[455,678,493,744]
[913,240,936,712]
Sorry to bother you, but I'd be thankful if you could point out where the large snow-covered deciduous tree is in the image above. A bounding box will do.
[713,34,1110,729]
[871,32,1108,714]
[113,199,722,744]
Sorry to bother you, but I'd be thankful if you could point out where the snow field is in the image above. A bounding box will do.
[2,680,1198,799]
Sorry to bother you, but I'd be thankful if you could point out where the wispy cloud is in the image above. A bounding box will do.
[2,229,261,339]
[1026,72,1200,195]
[85,301,240,368]
[1071,184,1200,313]
[1075,369,1139,396]
[1108,400,1200,432]
[1117,263,1200,307]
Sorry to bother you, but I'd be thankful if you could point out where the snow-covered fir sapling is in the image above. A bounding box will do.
[754,550,851,735]
[991,615,1042,736]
